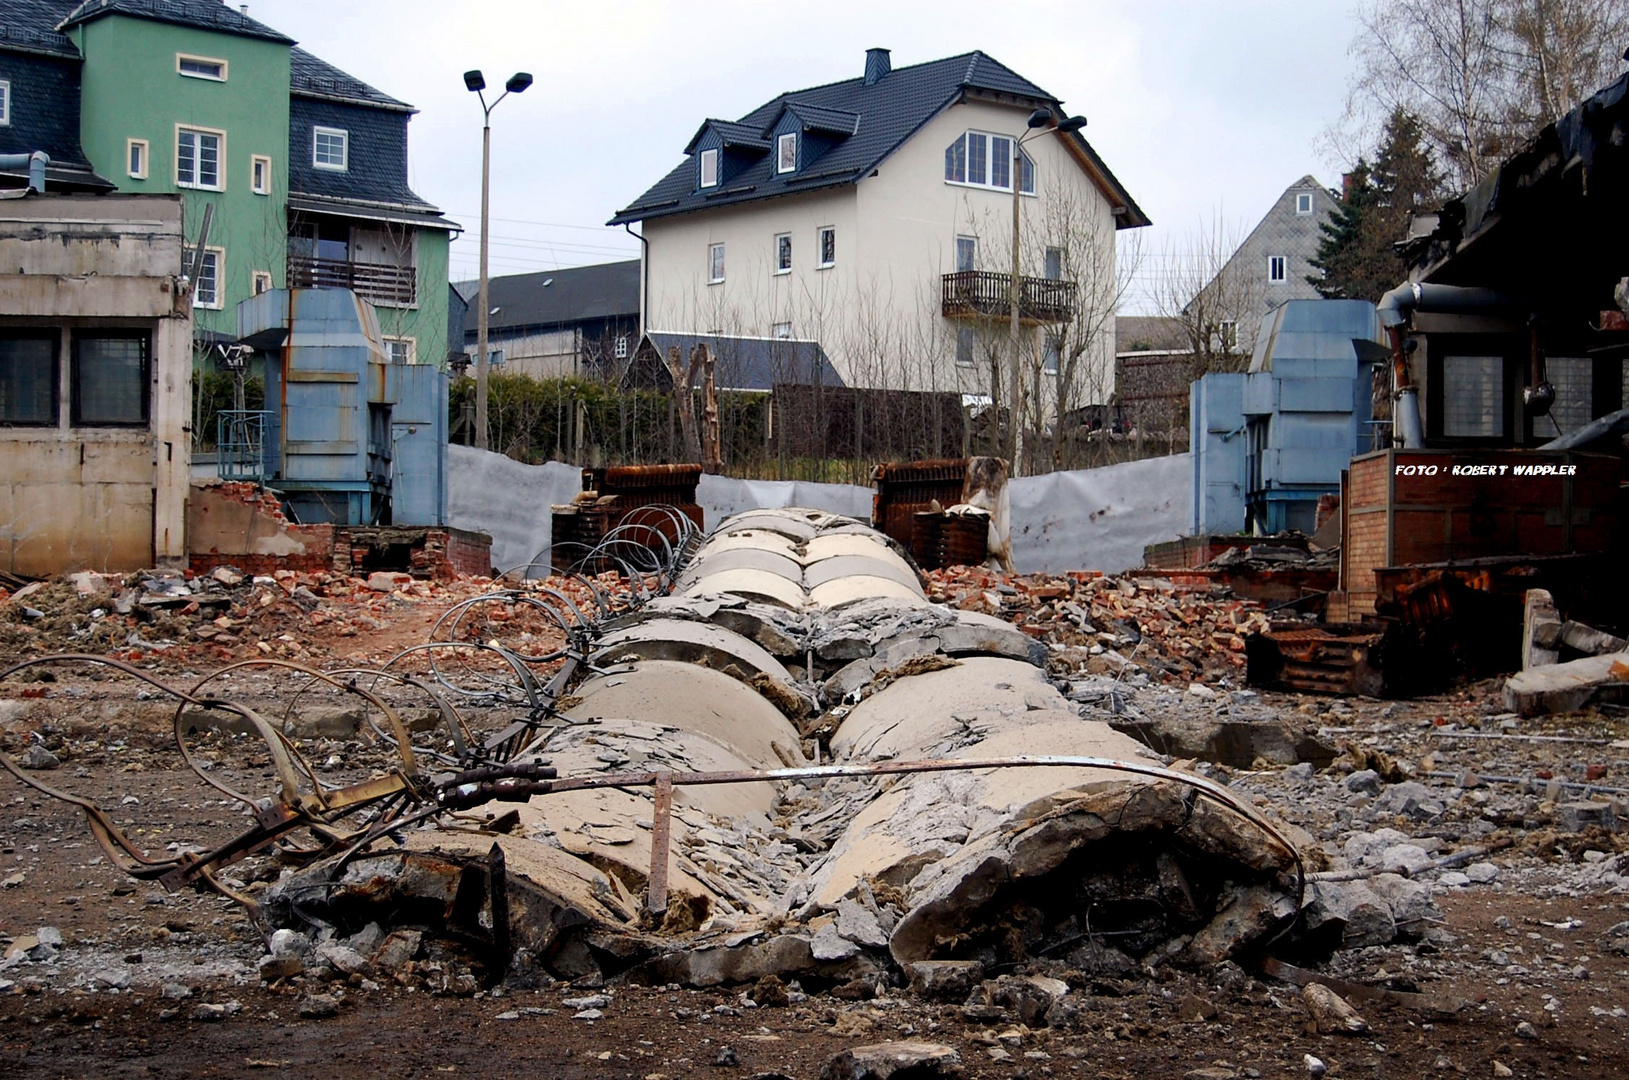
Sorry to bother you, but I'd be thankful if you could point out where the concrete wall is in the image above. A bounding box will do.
[0,194,191,575]
[446,445,1189,576]
[643,97,1118,403]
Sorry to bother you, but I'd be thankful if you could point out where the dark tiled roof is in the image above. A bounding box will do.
[0,1,80,57]
[611,50,1145,228]
[783,102,860,136]
[684,119,771,154]
[639,333,845,392]
[57,0,294,43]
[290,47,411,112]
[456,260,641,338]
[288,97,440,213]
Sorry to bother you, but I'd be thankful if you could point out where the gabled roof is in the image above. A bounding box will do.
[0,1,81,57]
[610,50,1148,229]
[637,333,846,392]
[454,260,640,337]
[290,47,413,113]
[57,0,294,43]
[683,119,771,155]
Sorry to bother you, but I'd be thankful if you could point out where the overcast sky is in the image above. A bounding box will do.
[255,0,1362,313]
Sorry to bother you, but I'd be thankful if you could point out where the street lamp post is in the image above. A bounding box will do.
[1007,108,1085,472]
[465,69,532,452]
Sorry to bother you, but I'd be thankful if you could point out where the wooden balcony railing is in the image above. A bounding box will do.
[288,255,416,306]
[941,270,1075,324]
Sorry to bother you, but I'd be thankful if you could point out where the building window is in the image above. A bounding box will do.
[313,127,348,171]
[127,138,148,179]
[1044,246,1064,280]
[944,132,1034,193]
[774,233,791,274]
[0,81,10,126]
[383,336,415,365]
[72,332,149,427]
[1043,333,1060,375]
[0,332,58,425]
[818,226,835,268]
[772,321,792,339]
[777,132,797,173]
[1295,192,1314,215]
[955,326,976,367]
[176,126,223,189]
[194,248,225,309]
[251,154,271,195]
[956,235,977,272]
[1267,255,1287,283]
[1545,356,1592,435]
[708,242,725,284]
[699,148,719,188]
[614,334,629,360]
[1218,320,1239,350]
[177,54,227,81]
[251,270,273,295]
[1441,355,1503,438]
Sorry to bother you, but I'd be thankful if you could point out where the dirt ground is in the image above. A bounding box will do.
[3,574,1629,1078]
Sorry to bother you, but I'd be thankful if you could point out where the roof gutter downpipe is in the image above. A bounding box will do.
[623,223,648,340]
[0,151,50,194]
[1376,283,1521,449]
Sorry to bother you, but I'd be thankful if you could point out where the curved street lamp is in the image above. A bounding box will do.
[466,69,532,451]
[1007,109,1085,470]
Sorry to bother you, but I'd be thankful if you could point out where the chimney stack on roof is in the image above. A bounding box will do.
[864,48,891,86]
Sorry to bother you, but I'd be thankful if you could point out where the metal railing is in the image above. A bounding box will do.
[288,254,417,306]
[941,269,1076,324]
[217,409,272,482]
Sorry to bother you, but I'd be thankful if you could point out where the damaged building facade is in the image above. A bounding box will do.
[0,192,192,575]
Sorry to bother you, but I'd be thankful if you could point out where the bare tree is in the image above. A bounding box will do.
[1339,0,1629,191]
[1154,210,1260,378]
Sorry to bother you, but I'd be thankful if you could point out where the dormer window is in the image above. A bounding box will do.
[699,148,719,188]
[777,132,796,174]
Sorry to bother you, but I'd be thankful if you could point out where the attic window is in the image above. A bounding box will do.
[1295,192,1313,215]
[945,131,1034,194]
[777,132,796,174]
[313,127,348,171]
[177,54,227,81]
[699,148,719,188]
[0,81,10,126]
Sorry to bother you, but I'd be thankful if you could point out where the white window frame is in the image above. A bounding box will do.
[250,154,271,195]
[176,54,228,81]
[771,321,792,339]
[817,226,835,269]
[613,334,629,360]
[774,232,791,274]
[1295,192,1314,215]
[699,148,719,188]
[708,242,725,284]
[382,336,416,365]
[175,124,225,191]
[193,247,226,310]
[1267,255,1288,283]
[776,132,796,174]
[251,270,273,296]
[312,127,348,171]
[126,138,149,179]
[945,131,1035,195]
[0,81,10,126]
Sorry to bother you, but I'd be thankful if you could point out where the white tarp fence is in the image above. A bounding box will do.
[447,445,1191,577]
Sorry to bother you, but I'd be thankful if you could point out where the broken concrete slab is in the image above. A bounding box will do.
[820,1042,965,1080]
[1110,713,1338,769]
[1523,589,1562,669]
[1503,651,1629,716]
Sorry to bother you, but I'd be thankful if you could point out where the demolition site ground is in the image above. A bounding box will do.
[3,567,1629,1078]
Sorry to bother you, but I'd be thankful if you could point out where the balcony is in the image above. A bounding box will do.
[941,270,1075,324]
[288,254,416,307]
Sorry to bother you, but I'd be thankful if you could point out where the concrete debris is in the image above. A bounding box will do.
[1523,588,1562,670]
[1301,981,1370,1033]
[820,1041,965,1080]
[1503,651,1629,716]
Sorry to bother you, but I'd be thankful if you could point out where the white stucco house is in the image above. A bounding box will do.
[608,48,1149,420]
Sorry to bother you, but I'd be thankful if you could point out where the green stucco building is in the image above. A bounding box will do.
[2,0,455,364]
